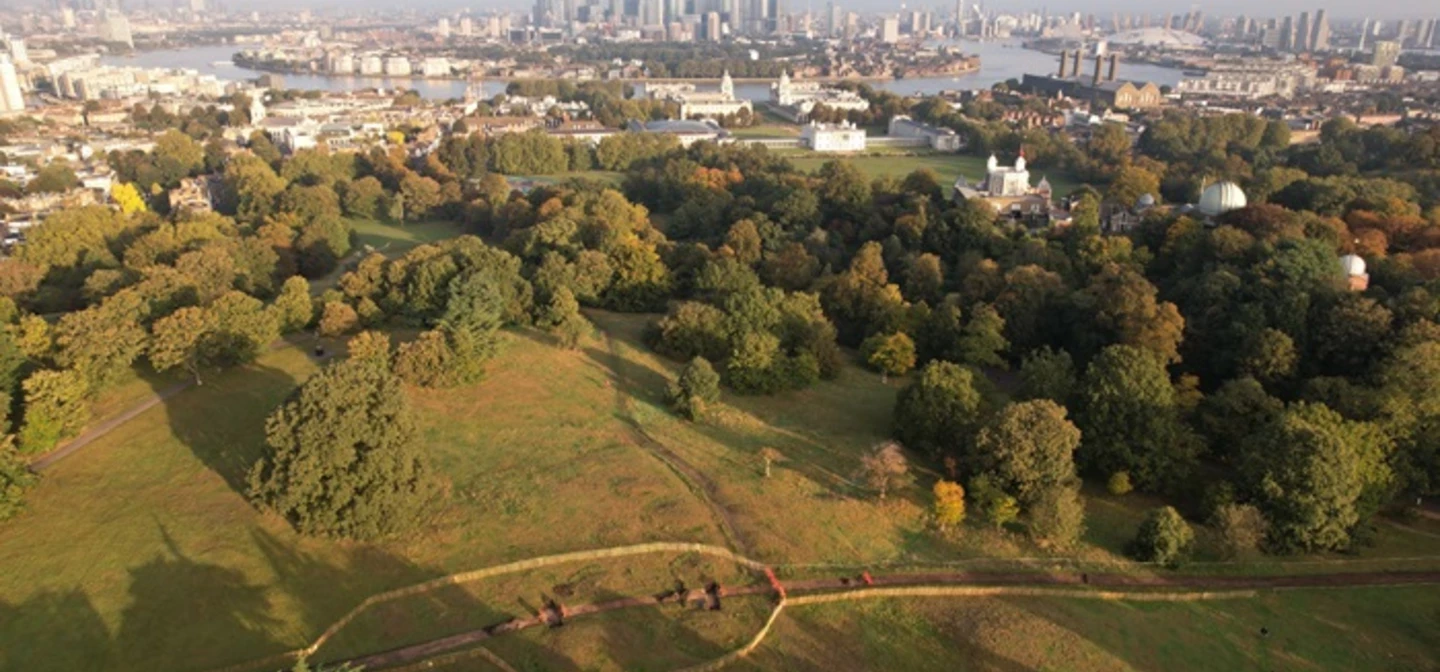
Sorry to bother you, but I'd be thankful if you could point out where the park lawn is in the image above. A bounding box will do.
[740,586,1440,672]
[3,308,1439,672]
[350,217,467,255]
[787,153,1091,198]
[0,325,725,672]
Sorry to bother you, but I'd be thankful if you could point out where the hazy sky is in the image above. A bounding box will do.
[103,0,1432,22]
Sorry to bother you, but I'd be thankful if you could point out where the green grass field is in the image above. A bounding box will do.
[351,218,467,255]
[1,306,1437,671]
[786,153,1091,199]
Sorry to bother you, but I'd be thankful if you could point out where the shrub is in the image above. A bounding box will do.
[668,357,720,421]
[1107,471,1133,496]
[1129,506,1194,567]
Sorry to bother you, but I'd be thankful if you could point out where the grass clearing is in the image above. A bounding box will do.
[742,587,1440,671]
[350,218,467,255]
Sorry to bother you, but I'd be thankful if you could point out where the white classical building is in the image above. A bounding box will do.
[952,152,1057,222]
[887,115,963,151]
[641,71,752,120]
[800,120,867,152]
[770,71,870,120]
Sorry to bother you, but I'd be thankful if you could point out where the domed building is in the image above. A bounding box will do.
[1197,181,1247,219]
[1340,253,1369,291]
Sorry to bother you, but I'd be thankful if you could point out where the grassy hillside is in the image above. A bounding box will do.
[0,309,1437,672]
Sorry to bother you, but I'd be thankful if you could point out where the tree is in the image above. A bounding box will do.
[1240,402,1391,553]
[1016,347,1076,404]
[856,441,913,501]
[539,286,588,349]
[53,290,150,389]
[1076,345,1200,491]
[668,357,721,421]
[1211,503,1267,560]
[1129,506,1194,567]
[205,291,280,366]
[956,302,1008,368]
[342,176,387,219]
[1196,377,1283,464]
[724,219,762,266]
[393,329,457,388]
[18,369,89,454]
[25,162,78,194]
[1081,264,1185,365]
[247,337,439,539]
[1028,484,1086,551]
[1105,165,1161,209]
[758,447,786,478]
[399,173,442,221]
[272,276,315,333]
[317,301,359,337]
[0,436,36,522]
[149,306,216,384]
[862,331,916,381]
[111,182,149,215]
[973,400,1081,504]
[894,360,988,460]
[1107,471,1133,495]
[969,473,1019,529]
[1238,327,1297,383]
[932,480,966,531]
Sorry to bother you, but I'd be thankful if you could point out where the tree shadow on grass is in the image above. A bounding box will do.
[0,587,111,672]
[157,361,302,498]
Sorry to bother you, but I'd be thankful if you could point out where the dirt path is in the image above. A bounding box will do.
[598,331,753,555]
[29,380,194,472]
[342,568,1440,670]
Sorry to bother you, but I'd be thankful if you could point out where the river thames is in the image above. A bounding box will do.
[105,40,1184,100]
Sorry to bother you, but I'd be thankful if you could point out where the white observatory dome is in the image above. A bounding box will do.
[1197,181,1247,217]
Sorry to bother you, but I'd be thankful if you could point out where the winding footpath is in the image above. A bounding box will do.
[341,567,1440,671]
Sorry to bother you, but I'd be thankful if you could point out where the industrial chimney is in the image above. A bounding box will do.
[1107,53,1119,81]
[1093,53,1103,86]
[1058,50,1068,78]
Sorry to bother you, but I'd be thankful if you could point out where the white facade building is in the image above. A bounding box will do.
[770,71,870,119]
[643,71,752,119]
[384,57,412,76]
[0,56,24,114]
[800,120,867,152]
[887,115,963,151]
[983,152,1030,197]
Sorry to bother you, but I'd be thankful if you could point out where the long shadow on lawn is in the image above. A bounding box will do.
[158,360,303,498]
[0,525,289,672]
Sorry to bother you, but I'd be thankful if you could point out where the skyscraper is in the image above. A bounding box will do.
[1278,15,1294,51]
[1372,40,1400,68]
[1309,9,1329,52]
[1295,12,1310,51]
[0,55,24,114]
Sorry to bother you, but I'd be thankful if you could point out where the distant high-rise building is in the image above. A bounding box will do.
[98,10,132,48]
[1371,40,1400,68]
[703,11,722,39]
[0,55,25,114]
[1295,12,1310,51]
[1421,18,1437,49]
[437,18,451,37]
[459,17,473,35]
[1358,17,1371,50]
[1309,9,1329,51]
[880,15,899,43]
[1278,15,1294,51]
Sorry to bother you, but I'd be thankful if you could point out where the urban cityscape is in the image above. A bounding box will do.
[1,0,1439,671]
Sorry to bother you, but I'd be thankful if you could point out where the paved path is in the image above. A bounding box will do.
[343,568,1440,670]
[29,380,194,472]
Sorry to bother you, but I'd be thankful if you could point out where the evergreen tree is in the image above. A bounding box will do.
[247,337,439,539]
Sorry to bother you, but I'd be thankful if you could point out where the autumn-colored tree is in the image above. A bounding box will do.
[862,331,916,381]
[1028,484,1086,551]
[932,480,966,531]
[856,441,913,501]
[969,473,1019,529]
[758,447,786,478]
[271,276,315,334]
[111,182,149,215]
[317,301,359,338]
